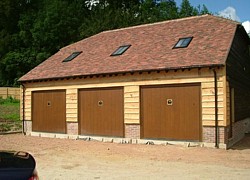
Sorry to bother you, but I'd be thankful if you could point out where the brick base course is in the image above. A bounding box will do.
[203,126,227,144]
[125,124,140,139]
[67,122,78,135]
[24,120,32,134]
[228,118,250,147]
[25,118,250,148]
[203,118,250,148]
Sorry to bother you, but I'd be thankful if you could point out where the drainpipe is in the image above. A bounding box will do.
[21,83,26,135]
[213,69,219,148]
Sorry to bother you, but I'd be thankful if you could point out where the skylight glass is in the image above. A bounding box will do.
[173,37,193,48]
[63,51,82,62]
[111,45,131,56]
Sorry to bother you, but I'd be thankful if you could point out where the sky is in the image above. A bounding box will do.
[175,0,250,33]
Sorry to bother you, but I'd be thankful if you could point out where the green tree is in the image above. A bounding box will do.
[136,0,179,23]
[200,4,210,14]
[79,0,140,38]
[31,0,85,54]
[156,0,179,20]
[0,0,88,85]
[194,4,210,15]
[0,0,38,86]
[0,0,211,86]
[179,0,194,17]
[0,0,26,58]
[179,0,210,17]
[138,0,159,23]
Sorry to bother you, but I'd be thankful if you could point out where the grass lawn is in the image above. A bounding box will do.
[0,97,22,132]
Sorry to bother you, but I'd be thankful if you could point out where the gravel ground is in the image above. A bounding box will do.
[1,134,250,180]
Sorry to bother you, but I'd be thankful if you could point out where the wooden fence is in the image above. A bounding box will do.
[0,87,20,100]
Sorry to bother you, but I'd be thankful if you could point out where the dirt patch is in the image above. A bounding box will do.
[0,134,250,179]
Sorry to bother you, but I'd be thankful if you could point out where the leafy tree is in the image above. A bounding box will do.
[0,0,211,86]
[136,0,179,23]
[0,50,36,86]
[0,0,38,86]
[199,4,210,14]
[138,0,159,23]
[178,0,209,17]
[79,0,140,38]
[158,0,179,20]
[193,4,210,15]
[0,0,24,58]
[31,0,85,54]
[179,0,194,17]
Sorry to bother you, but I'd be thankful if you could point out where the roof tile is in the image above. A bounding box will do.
[19,14,238,82]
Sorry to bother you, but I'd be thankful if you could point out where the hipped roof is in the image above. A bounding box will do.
[19,14,240,82]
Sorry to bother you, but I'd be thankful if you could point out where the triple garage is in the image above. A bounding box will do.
[31,84,201,141]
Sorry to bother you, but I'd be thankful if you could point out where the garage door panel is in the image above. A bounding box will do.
[141,84,201,141]
[79,87,124,137]
[32,90,66,133]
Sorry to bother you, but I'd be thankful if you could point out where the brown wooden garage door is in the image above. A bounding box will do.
[141,84,201,141]
[32,90,66,133]
[79,87,124,137]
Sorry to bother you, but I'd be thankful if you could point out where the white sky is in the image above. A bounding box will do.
[218,6,240,22]
[242,21,250,34]
[218,6,249,33]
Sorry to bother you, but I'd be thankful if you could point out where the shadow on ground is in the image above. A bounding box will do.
[230,133,250,150]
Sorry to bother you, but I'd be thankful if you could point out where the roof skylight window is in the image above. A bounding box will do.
[173,37,193,48]
[111,45,131,56]
[63,51,82,62]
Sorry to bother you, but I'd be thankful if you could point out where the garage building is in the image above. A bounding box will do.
[19,15,250,148]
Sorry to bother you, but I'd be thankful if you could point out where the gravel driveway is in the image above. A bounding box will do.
[1,134,250,180]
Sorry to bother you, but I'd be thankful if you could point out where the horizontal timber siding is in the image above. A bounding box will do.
[21,89,32,121]
[201,75,225,126]
[226,27,250,121]
[66,89,77,122]
[22,68,227,128]
[124,86,140,124]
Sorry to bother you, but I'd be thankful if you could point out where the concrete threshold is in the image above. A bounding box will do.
[28,132,227,149]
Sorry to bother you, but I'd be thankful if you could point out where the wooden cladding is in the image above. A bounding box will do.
[79,87,124,137]
[23,67,228,143]
[140,83,201,141]
[32,90,66,133]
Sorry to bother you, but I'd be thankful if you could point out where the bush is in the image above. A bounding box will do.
[2,114,20,121]
[0,123,12,132]
[0,96,20,104]
[0,97,4,104]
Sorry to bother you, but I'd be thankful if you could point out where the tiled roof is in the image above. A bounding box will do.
[19,14,239,82]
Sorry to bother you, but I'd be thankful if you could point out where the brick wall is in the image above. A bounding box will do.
[67,122,78,135]
[203,126,227,144]
[203,118,250,147]
[24,120,32,135]
[228,118,250,147]
[125,124,140,139]
[23,121,79,135]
